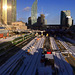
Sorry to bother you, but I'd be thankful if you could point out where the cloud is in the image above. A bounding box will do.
[45,13,49,17]
[17,18,27,22]
[23,7,31,11]
[18,18,26,20]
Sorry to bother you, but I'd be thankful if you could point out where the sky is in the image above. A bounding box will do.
[17,0,75,24]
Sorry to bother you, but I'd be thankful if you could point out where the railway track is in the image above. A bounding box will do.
[53,52,73,75]
[65,54,75,74]
[0,36,35,66]
[44,36,51,50]
[56,37,75,74]
[0,37,45,75]
[43,36,73,75]
[56,40,66,52]
[0,37,37,75]
[0,35,74,75]
[50,37,59,51]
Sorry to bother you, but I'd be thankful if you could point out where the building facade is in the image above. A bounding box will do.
[37,14,45,25]
[12,0,16,22]
[28,17,31,25]
[12,21,27,32]
[40,14,45,25]
[31,0,37,25]
[0,0,2,24]
[0,0,16,25]
[45,19,47,24]
[66,16,73,27]
[61,10,73,27]
[37,17,41,25]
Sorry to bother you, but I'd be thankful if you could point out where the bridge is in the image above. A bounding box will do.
[27,24,67,30]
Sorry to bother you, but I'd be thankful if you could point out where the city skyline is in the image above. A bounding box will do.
[17,0,75,24]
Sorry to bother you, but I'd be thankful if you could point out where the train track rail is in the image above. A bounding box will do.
[44,36,73,75]
[0,37,37,75]
[0,36,35,66]
[50,37,59,51]
[56,40,66,52]
[0,37,45,75]
[65,54,75,74]
[53,52,73,75]
[44,36,51,50]
[56,37,75,74]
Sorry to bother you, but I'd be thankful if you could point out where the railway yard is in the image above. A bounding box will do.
[0,33,75,75]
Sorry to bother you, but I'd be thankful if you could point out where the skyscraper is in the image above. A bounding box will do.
[28,17,31,25]
[31,0,37,25]
[40,14,45,25]
[12,0,16,22]
[61,10,73,27]
[0,0,2,24]
[0,0,16,25]
[37,14,45,25]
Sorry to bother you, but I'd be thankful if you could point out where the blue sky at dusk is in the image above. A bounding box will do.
[17,0,75,24]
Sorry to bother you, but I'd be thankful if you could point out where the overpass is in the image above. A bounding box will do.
[27,24,67,30]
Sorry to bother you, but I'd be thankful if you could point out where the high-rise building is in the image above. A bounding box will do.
[45,19,47,24]
[28,17,31,25]
[31,0,37,25]
[0,0,2,24]
[40,14,45,25]
[37,17,41,25]
[66,16,73,27]
[11,0,16,23]
[0,0,16,25]
[37,14,45,25]
[61,10,73,27]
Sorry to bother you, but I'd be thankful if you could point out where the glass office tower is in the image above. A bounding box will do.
[61,10,71,26]
[0,0,16,25]
[0,0,1,23]
[31,0,37,25]
[12,0,16,22]
[0,0,2,24]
